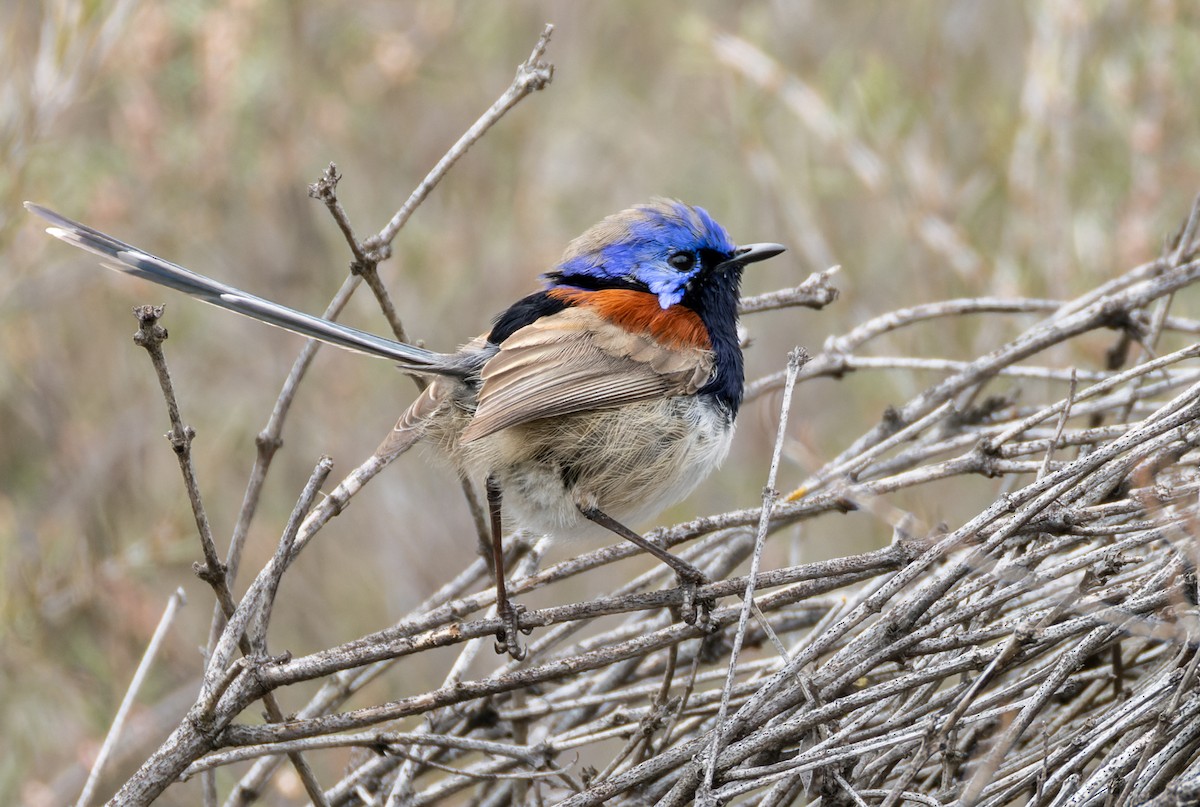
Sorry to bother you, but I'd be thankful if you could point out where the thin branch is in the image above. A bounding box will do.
[131,305,226,601]
[185,730,547,776]
[701,347,807,801]
[738,267,841,314]
[369,24,554,251]
[76,588,186,807]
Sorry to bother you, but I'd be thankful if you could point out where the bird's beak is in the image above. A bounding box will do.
[719,242,786,270]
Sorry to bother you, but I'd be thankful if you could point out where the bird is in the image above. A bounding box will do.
[26,199,785,658]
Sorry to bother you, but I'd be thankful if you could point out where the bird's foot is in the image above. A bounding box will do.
[494,602,531,660]
[675,568,716,632]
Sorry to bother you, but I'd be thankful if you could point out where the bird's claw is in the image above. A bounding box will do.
[676,570,716,631]
[494,602,529,660]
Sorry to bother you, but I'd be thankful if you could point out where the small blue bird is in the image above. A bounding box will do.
[27,199,785,657]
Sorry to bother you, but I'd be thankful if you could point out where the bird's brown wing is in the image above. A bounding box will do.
[460,307,714,443]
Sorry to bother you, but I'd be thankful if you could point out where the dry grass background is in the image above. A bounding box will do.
[4,2,1200,805]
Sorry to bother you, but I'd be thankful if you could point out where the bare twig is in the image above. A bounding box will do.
[738,267,841,314]
[701,347,807,801]
[131,305,226,601]
[368,24,555,252]
[76,588,186,807]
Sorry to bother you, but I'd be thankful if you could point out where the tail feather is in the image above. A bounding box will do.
[26,202,461,373]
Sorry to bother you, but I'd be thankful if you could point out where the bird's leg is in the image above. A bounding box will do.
[577,505,714,627]
[486,476,528,659]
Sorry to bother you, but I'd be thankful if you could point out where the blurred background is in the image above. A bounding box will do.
[4,1,1200,803]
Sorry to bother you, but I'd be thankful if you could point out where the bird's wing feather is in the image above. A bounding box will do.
[461,308,713,442]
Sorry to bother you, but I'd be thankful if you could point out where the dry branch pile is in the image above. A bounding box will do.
[60,28,1200,807]
[102,197,1200,806]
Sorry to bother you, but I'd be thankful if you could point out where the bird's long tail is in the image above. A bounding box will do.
[26,203,464,373]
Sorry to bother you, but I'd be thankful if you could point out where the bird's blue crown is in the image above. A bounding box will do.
[548,199,738,310]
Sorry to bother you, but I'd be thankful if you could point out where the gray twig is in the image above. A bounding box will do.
[75,588,186,807]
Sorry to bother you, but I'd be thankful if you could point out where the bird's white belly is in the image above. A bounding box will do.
[464,396,735,542]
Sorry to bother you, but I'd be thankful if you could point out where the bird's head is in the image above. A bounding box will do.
[545,198,784,311]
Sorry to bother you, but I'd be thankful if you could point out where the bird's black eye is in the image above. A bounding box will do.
[668,252,696,272]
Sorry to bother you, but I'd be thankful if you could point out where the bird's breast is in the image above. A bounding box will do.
[547,287,711,351]
[466,394,734,541]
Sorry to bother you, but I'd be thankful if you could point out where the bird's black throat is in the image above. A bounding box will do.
[681,265,744,417]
